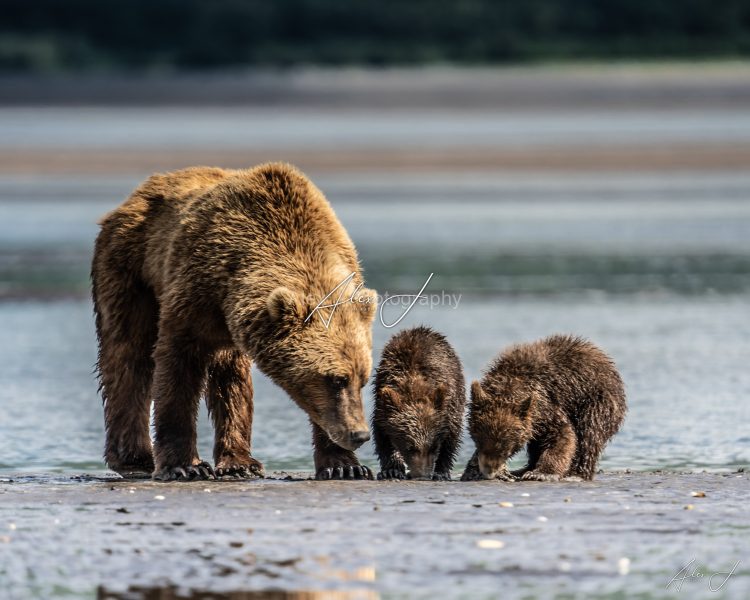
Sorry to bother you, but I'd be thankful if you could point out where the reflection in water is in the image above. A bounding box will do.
[98,563,377,600]
[98,587,378,600]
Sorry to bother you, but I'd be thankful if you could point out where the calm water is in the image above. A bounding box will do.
[0,105,749,475]
[1,172,749,475]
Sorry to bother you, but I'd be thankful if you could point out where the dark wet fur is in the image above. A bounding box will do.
[373,326,466,481]
[463,335,626,482]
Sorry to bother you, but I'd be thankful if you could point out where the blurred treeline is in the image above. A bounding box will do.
[1,0,749,72]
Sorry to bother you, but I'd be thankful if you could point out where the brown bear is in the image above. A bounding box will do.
[461,335,626,482]
[91,163,378,481]
[372,326,466,480]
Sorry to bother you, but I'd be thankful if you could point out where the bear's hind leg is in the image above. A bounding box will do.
[93,267,158,477]
[460,450,482,481]
[312,422,373,480]
[151,327,214,481]
[569,391,625,481]
[569,436,602,481]
[206,349,264,478]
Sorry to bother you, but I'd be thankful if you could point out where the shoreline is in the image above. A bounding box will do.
[1,471,747,598]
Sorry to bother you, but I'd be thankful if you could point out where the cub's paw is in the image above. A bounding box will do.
[153,461,216,482]
[377,467,406,480]
[494,470,518,482]
[215,456,264,479]
[521,471,561,482]
[431,471,452,481]
[316,464,373,481]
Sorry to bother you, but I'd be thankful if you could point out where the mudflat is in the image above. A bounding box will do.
[0,471,747,599]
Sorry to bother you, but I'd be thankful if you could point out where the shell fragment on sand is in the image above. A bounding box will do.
[476,539,505,549]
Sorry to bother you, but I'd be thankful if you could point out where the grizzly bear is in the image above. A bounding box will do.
[461,335,626,482]
[92,163,378,481]
[372,326,466,480]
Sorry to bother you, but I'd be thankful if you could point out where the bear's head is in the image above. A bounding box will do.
[468,380,534,479]
[378,377,447,479]
[251,281,378,452]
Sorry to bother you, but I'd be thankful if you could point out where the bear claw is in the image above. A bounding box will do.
[431,471,452,481]
[316,465,373,480]
[215,459,264,479]
[521,471,561,482]
[377,468,406,480]
[153,461,216,482]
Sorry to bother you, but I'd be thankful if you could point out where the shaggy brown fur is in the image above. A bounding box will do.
[372,326,466,481]
[92,163,378,481]
[461,335,626,482]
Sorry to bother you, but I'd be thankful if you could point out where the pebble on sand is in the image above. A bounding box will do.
[618,557,631,575]
[476,539,505,549]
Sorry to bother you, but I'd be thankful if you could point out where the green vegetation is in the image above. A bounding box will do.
[1,0,749,72]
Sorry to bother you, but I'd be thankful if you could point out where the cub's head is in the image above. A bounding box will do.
[254,282,377,451]
[468,380,533,479]
[378,377,448,479]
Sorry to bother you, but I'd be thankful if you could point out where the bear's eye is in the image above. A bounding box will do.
[325,375,349,391]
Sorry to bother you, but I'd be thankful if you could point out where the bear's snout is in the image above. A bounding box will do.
[349,430,371,447]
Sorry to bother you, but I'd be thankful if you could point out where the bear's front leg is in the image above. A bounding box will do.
[372,423,405,480]
[151,331,215,481]
[312,422,373,480]
[520,422,576,482]
[206,350,264,479]
[432,428,462,481]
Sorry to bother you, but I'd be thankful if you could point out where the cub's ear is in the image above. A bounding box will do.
[266,287,303,322]
[354,287,378,321]
[433,384,447,410]
[379,386,402,407]
[518,395,532,418]
[470,381,488,407]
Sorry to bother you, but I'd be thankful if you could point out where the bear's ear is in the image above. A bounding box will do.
[354,287,378,322]
[380,386,402,407]
[518,395,532,418]
[470,381,488,407]
[266,287,303,323]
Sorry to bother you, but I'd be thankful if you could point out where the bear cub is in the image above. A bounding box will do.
[462,335,626,482]
[373,326,466,480]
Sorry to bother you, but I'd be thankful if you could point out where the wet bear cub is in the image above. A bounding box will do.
[373,326,466,480]
[462,335,626,482]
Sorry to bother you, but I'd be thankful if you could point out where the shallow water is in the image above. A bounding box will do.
[1,168,749,474]
[1,294,749,474]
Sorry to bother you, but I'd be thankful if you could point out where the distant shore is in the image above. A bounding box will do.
[2,63,750,109]
[3,65,750,176]
[1,471,747,598]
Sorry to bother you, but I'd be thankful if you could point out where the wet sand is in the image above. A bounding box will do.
[1,471,747,599]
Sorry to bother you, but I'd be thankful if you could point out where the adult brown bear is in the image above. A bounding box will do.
[92,163,377,481]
